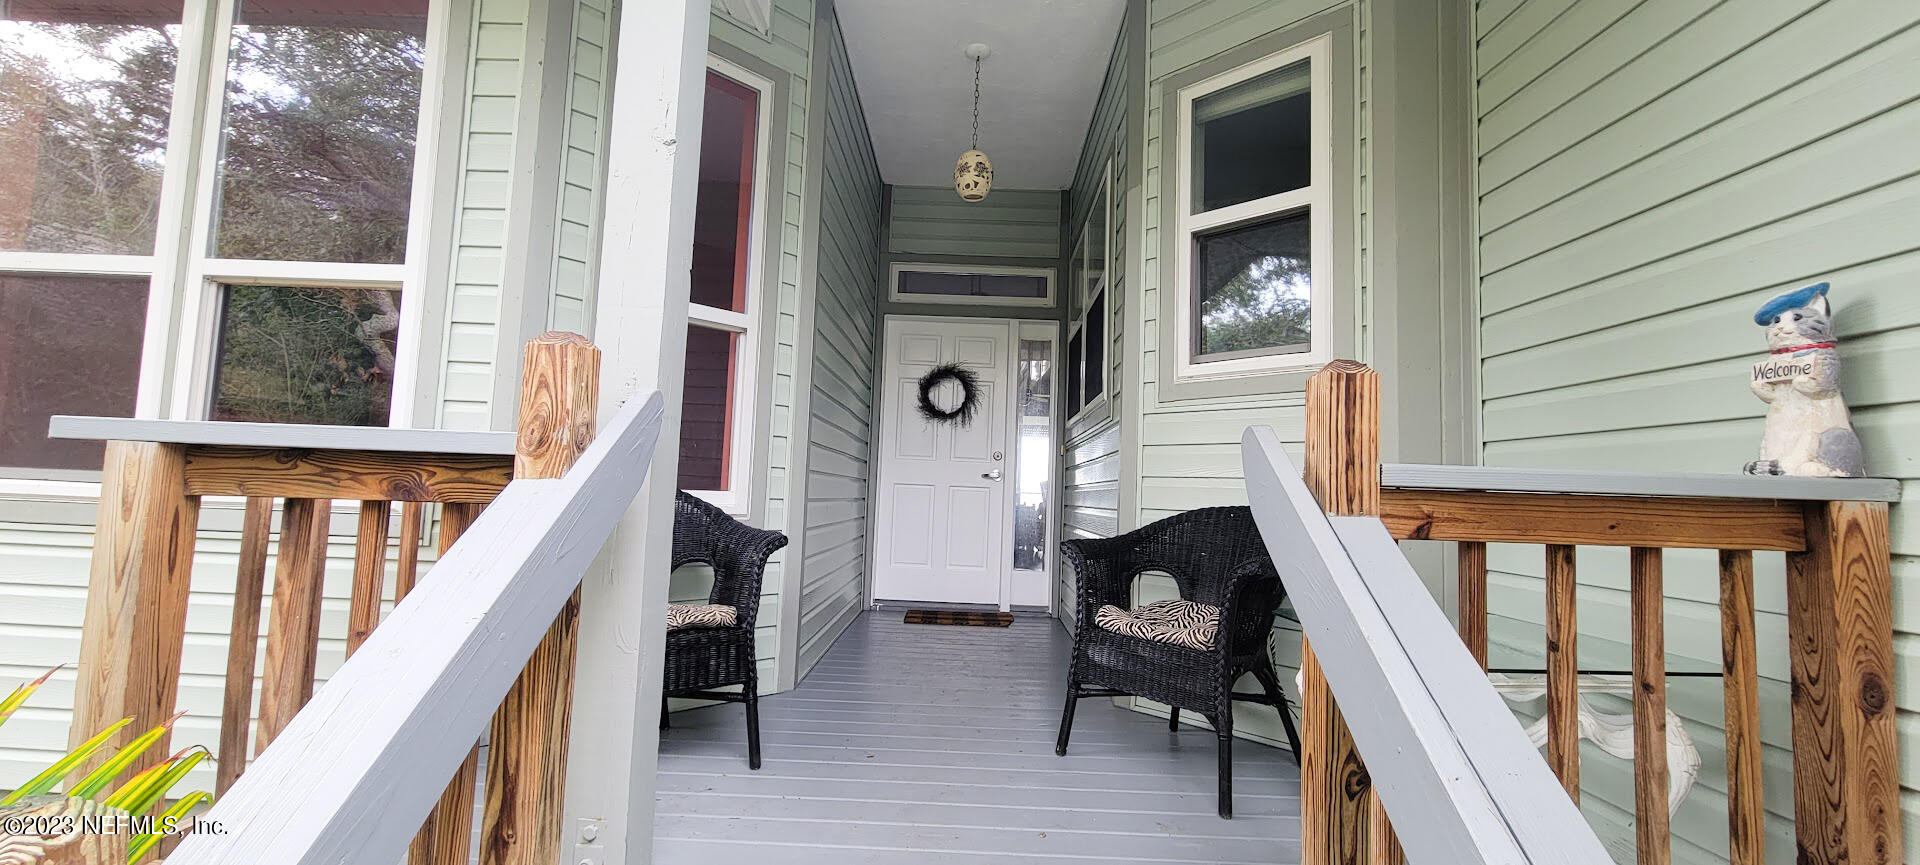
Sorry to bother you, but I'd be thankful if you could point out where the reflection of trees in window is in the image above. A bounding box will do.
[211,285,400,425]
[1195,213,1311,356]
[213,20,426,263]
[0,21,177,254]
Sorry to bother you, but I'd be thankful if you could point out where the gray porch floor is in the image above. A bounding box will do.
[653,612,1302,863]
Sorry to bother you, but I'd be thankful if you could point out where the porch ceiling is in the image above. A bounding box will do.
[835,0,1126,189]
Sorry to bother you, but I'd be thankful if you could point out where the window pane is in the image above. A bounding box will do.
[896,270,1048,300]
[1066,330,1082,413]
[1193,210,1311,359]
[0,3,179,254]
[210,0,429,263]
[1191,59,1310,214]
[1084,290,1105,399]
[678,324,737,491]
[690,71,758,313]
[1013,339,1052,572]
[211,284,400,425]
[0,274,145,470]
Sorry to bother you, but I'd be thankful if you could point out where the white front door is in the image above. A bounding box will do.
[873,317,1013,606]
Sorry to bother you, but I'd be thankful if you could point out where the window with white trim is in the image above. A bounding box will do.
[1173,34,1331,381]
[1066,159,1111,422]
[0,0,439,479]
[679,58,770,514]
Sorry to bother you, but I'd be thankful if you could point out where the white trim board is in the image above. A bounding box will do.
[48,415,517,455]
[1381,463,1901,503]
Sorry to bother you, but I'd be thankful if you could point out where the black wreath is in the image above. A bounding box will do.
[917,363,982,426]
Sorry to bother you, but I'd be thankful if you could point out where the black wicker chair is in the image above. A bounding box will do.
[1056,506,1302,818]
[660,491,787,769]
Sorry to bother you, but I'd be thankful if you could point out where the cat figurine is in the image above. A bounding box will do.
[1744,282,1866,477]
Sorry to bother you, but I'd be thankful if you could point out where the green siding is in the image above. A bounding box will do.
[1132,0,1371,748]
[548,0,614,334]
[1057,4,1135,630]
[795,6,884,678]
[710,0,814,692]
[438,0,532,431]
[1472,2,1920,863]
[887,186,1062,262]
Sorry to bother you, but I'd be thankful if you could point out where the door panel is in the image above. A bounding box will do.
[873,318,1012,606]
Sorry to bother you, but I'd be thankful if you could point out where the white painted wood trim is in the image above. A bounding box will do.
[47,415,518,455]
[1381,462,1901,502]
[1172,34,1334,382]
[1242,426,1610,865]
[165,393,664,865]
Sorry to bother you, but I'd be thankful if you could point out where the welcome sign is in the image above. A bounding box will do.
[1753,354,1818,384]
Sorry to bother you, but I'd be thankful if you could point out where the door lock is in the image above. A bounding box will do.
[981,469,1003,480]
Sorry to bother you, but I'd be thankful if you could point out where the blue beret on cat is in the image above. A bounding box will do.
[1754,282,1830,325]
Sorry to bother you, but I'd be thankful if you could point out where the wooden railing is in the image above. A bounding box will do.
[1262,361,1902,865]
[53,333,651,865]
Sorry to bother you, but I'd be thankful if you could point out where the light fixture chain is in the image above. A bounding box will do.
[971,56,981,150]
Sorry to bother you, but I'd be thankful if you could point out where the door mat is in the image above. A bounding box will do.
[904,610,1014,627]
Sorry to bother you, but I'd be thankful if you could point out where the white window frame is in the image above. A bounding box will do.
[682,54,772,517]
[171,0,444,424]
[1172,33,1332,382]
[887,262,1056,307]
[1066,157,1113,426]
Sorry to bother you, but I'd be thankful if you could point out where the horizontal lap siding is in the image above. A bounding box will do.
[0,507,443,790]
[1059,8,1134,631]
[1472,1,1920,861]
[548,0,613,334]
[713,0,813,685]
[441,0,532,432]
[886,187,1062,262]
[1134,0,1367,749]
[796,8,883,679]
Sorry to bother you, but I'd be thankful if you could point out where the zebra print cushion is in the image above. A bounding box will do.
[1094,599,1221,651]
[666,603,738,630]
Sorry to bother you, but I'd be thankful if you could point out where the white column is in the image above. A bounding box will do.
[563,0,710,862]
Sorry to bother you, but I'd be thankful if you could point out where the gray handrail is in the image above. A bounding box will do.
[1244,427,1610,865]
[167,393,665,865]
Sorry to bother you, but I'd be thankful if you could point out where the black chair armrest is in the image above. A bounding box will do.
[1215,559,1284,658]
[1061,536,1135,625]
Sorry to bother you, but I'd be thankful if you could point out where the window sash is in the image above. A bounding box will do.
[681,54,772,516]
[1172,33,1333,382]
[887,262,1056,307]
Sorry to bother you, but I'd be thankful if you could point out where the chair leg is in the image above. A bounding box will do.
[1168,707,1180,731]
[659,696,670,730]
[1056,681,1079,756]
[1251,661,1303,765]
[745,681,762,771]
[1215,719,1234,819]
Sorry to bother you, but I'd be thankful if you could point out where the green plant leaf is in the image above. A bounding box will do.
[68,711,186,800]
[0,716,133,805]
[0,666,60,732]
[107,746,208,815]
[127,790,213,863]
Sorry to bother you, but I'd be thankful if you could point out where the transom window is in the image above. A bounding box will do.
[889,263,1054,307]
[1174,34,1331,380]
[0,0,438,480]
[679,58,770,515]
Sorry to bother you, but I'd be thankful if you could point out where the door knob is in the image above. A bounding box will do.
[981,469,1002,480]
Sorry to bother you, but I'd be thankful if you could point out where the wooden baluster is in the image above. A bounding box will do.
[1719,550,1763,865]
[1301,360,1378,865]
[412,501,485,865]
[1630,546,1669,865]
[1544,544,1579,800]
[481,332,600,865]
[1458,541,1487,669]
[396,501,425,598]
[346,500,393,656]
[216,497,274,794]
[1785,501,1900,865]
[255,498,331,753]
[71,441,199,778]
[1367,788,1404,865]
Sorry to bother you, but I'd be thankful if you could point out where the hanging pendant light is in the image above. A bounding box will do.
[954,43,993,202]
